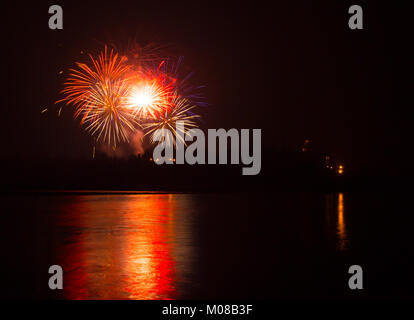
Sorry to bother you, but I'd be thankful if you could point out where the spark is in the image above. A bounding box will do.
[142,95,200,146]
[126,79,173,119]
[58,46,139,146]
[56,45,205,150]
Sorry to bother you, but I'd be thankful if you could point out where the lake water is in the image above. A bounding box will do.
[1,192,413,299]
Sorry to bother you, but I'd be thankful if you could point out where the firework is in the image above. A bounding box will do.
[79,78,139,145]
[125,41,169,64]
[152,57,206,108]
[124,57,207,121]
[126,72,174,119]
[142,94,200,146]
[57,44,204,150]
[58,47,139,146]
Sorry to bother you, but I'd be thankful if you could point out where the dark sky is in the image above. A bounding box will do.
[0,1,406,173]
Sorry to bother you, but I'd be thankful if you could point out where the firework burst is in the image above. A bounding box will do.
[57,44,204,152]
[58,47,139,146]
[79,78,139,145]
[126,73,174,120]
[142,94,200,146]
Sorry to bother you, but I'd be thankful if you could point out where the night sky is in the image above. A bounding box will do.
[1,1,408,175]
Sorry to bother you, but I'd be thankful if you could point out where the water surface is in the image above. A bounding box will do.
[1,192,413,299]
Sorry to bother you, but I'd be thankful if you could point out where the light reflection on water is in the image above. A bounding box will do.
[336,193,348,251]
[325,192,349,252]
[4,191,414,299]
[54,194,196,300]
[47,192,352,299]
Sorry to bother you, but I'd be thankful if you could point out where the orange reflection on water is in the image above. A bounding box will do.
[325,192,349,252]
[336,193,348,251]
[122,195,176,299]
[56,194,190,299]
